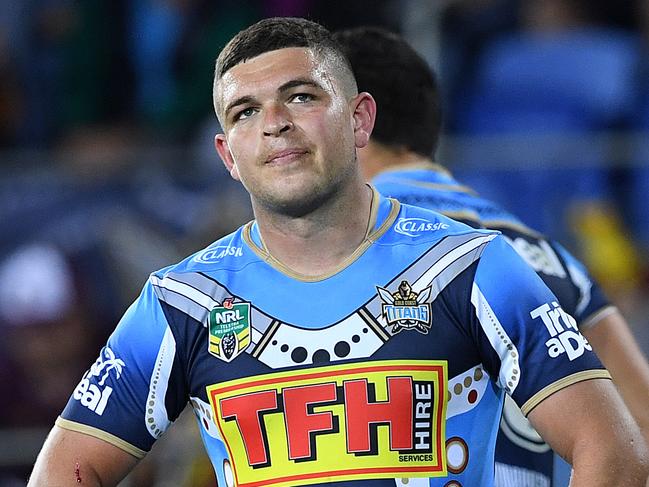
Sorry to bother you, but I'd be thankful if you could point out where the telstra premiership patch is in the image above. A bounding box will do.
[208,298,251,362]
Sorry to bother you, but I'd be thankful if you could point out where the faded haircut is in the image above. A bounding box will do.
[213,17,358,122]
[334,27,442,157]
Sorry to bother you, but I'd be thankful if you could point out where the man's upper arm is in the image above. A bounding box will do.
[57,279,187,455]
[470,235,608,408]
[28,425,138,487]
[471,236,648,483]
[30,277,189,483]
[528,377,648,485]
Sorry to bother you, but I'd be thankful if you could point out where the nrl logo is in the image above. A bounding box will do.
[377,280,432,334]
[208,298,251,362]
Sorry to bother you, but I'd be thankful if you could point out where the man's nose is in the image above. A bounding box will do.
[263,104,293,137]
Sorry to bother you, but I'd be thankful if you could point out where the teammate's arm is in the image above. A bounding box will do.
[28,426,138,486]
[526,377,648,486]
[582,310,649,440]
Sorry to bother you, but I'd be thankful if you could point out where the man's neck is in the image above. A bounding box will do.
[252,180,374,278]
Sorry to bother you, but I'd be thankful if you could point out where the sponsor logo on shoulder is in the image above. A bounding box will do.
[394,218,449,237]
[530,301,592,361]
[378,280,433,334]
[208,298,251,362]
[194,244,243,263]
[73,347,125,416]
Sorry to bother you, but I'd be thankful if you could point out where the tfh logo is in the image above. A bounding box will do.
[207,361,448,487]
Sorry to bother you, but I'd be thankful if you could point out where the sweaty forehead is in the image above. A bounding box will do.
[215,47,342,116]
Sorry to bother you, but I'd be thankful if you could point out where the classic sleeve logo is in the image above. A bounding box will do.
[207,360,448,487]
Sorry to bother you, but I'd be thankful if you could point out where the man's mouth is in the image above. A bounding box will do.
[265,149,309,165]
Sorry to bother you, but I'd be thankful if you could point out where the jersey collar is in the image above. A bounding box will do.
[242,185,400,282]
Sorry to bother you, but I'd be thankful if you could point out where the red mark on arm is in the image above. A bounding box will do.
[74,462,82,483]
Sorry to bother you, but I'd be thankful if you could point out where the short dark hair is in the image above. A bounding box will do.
[334,27,442,157]
[214,17,357,118]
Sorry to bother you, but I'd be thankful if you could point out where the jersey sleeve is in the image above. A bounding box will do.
[56,278,188,457]
[551,240,614,329]
[469,235,610,416]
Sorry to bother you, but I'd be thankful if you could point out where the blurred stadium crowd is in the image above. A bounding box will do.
[2,0,649,485]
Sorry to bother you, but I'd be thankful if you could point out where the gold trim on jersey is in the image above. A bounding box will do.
[55,417,146,459]
[242,186,400,282]
[520,369,611,416]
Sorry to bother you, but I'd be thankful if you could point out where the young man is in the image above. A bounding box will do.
[335,26,649,486]
[29,18,647,487]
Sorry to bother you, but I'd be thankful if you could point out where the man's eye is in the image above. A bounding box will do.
[235,107,256,121]
[291,93,314,103]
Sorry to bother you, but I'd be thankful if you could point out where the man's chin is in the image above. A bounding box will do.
[260,185,335,218]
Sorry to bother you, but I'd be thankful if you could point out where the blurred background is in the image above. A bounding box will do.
[1,0,649,485]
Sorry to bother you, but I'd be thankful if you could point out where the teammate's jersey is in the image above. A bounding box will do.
[373,165,614,486]
[58,189,608,487]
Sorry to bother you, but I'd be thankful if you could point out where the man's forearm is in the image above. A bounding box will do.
[29,462,103,487]
[28,426,138,487]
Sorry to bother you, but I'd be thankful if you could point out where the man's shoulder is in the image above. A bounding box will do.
[386,201,498,243]
[151,223,254,280]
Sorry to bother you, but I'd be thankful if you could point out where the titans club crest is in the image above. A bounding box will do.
[377,280,432,334]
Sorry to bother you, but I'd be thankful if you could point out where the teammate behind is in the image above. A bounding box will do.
[335,26,649,486]
[29,18,648,487]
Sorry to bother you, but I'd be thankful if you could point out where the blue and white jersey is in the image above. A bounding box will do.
[58,189,608,487]
[374,165,614,486]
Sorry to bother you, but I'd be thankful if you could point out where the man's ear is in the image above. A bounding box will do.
[351,92,377,149]
[215,134,241,181]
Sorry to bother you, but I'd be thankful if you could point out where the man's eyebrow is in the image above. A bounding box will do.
[278,78,324,93]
